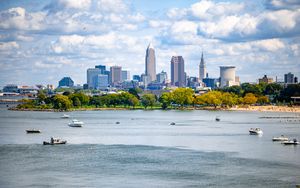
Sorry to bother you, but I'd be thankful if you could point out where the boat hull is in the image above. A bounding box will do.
[43,141,67,145]
[26,130,41,133]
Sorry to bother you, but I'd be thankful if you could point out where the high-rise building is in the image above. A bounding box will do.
[97,74,109,90]
[58,77,74,88]
[203,78,219,89]
[87,68,101,89]
[284,72,294,84]
[95,65,106,74]
[220,66,239,87]
[199,52,206,82]
[122,70,130,81]
[156,71,167,84]
[145,43,156,82]
[110,66,122,85]
[171,56,185,87]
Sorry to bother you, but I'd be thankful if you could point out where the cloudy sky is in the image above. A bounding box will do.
[0,0,300,87]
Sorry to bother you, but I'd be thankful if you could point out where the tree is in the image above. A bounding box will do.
[221,92,239,107]
[69,92,89,106]
[241,83,263,96]
[128,96,139,108]
[72,97,81,107]
[172,88,194,107]
[141,94,156,109]
[53,94,72,111]
[159,92,173,109]
[128,88,142,99]
[279,84,300,102]
[222,85,244,97]
[243,93,257,105]
[37,90,46,103]
[257,96,270,105]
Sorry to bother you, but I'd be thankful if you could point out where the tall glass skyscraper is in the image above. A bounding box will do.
[145,43,156,82]
[171,56,185,87]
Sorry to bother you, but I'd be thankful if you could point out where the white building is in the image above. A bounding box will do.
[220,66,239,87]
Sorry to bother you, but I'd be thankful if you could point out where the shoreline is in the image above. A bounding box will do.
[9,105,300,113]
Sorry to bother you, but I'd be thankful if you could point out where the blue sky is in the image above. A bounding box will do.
[0,0,300,87]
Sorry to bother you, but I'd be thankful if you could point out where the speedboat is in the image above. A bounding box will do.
[43,137,67,145]
[68,119,84,127]
[272,135,289,141]
[26,129,41,133]
[61,114,70,118]
[282,139,299,145]
[249,128,263,135]
[215,116,220,121]
[170,122,176,125]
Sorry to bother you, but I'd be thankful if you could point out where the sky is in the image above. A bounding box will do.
[0,0,300,87]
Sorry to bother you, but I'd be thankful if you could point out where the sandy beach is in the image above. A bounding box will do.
[229,105,300,113]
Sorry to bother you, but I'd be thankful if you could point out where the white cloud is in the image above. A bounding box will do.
[57,0,91,10]
[252,38,285,52]
[0,41,19,51]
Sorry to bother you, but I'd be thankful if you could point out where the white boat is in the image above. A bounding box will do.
[43,137,67,145]
[282,139,299,145]
[272,135,289,141]
[68,119,84,127]
[61,114,70,119]
[249,128,263,135]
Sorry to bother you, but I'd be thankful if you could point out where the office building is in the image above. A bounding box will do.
[171,56,185,87]
[3,84,19,93]
[87,68,101,89]
[97,74,109,90]
[58,77,74,88]
[203,78,219,89]
[220,66,239,87]
[122,70,130,81]
[259,75,273,84]
[133,75,141,82]
[145,43,156,82]
[110,66,122,85]
[156,71,167,84]
[199,52,206,82]
[284,72,294,84]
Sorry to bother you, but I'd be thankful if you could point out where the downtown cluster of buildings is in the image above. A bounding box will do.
[1,44,299,96]
[58,43,242,91]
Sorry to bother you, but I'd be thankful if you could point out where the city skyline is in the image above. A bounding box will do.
[0,0,300,87]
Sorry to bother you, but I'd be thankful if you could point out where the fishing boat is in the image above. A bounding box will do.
[68,119,84,127]
[249,128,263,135]
[26,129,41,133]
[272,135,289,141]
[43,137,67,145]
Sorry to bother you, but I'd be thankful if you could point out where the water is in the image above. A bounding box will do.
[0,107,300,187]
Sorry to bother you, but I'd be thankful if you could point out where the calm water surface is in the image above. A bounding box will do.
[0,106,299,187]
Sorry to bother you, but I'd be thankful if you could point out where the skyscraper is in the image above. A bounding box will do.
[199,52,206,82]
[122,70,130,81]
[171,56,185,87]
[110,66,122,85]
[284,72,294,84]
[145,43,156,82]
[220,66,239,87]
[58,77,74,87]
[87,68,101,89]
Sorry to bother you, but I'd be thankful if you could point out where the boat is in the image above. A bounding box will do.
[26,129,41,133]
[249,128,263,135]
[116,121,120,124]
[61,114,70,118]
[68,119,84,127]
[215,116,220,121]
[43,137,67,145]
[282,139,299,145]
[170,122,176,125]
[272,135,289,141]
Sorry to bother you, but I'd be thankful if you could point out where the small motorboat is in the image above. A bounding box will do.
[68,119,84,127]
[282,139,299,145]
[26,129,41,134]
[249,128,263,135]
[170,122,176,125]
[272,135,289,141]
[61,114,70,118]
[43,137,67,145]
[116,121,120,124]
[215,116,220,122]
